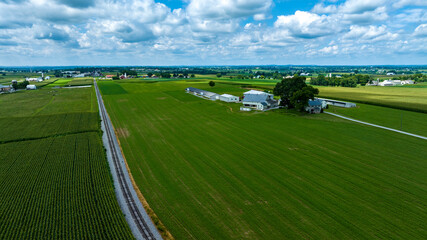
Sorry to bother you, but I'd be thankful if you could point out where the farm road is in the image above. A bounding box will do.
[94,80,162,240]
[325,112,427,141]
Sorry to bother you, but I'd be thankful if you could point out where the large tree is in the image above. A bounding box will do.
[290,86,319,111]
[273,75,307,108]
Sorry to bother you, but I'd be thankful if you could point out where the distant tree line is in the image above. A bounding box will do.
[311,74,372,87]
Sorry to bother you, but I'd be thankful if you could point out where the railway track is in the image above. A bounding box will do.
[94,80,159,240]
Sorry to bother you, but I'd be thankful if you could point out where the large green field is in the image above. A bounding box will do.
[317,86,427,112]
[100,80,427,239]
[0,87,133,238]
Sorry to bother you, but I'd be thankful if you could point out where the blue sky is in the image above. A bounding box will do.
[0,0,426,66]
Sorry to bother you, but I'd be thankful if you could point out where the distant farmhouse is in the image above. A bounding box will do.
[242,90,279,111]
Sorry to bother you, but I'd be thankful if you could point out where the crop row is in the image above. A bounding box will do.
[0,112,99,143]
[0,133,134,239]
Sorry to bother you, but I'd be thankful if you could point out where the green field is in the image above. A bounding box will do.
[0,87,133,238]
[318,86,427,112]
[327,103,427,137]
[100,80,427,239]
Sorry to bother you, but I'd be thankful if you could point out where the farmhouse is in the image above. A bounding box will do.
[219,94,239,103]
[305,100,322,114]
[317,98,356,108]
[186,87,220,100]
[26,85,37,90]
[242,90,279,111]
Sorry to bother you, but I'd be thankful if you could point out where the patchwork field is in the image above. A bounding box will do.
[0,87,133,238]
[100,80,427,239]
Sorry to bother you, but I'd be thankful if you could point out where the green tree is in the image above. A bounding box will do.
[147,72,153,77]
[161,72,171,78]
[216,73,222,78]
[290,86,319,111]
[209,81,215,87]
[273,76,307,108]
[190,74,195,78]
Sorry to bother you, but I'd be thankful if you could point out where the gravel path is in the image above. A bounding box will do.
[94,80,162,240]
[325,112,427,141]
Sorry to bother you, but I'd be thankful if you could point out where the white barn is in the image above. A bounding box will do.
[26,85,37,90]
[219,94,239,103]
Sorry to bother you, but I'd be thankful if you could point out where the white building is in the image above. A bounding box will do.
[387,72,395,76]
[26,85,37,90]
[378,79,414,86]
[186,87,220,100]
[26,77,39,82]
[317,98,356,108]
[242,90,279,111]
[219,94,239,103]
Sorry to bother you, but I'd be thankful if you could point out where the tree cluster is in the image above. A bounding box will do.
[12,80,29,90]
[311,74,372,87]
[274,76,319,111]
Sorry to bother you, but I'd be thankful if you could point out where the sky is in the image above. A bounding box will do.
[0,0,426,66]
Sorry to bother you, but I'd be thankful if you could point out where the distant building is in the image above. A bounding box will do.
[317,98,356,108]
[386,72,395,76]
[45,76,50,80]
[377,79,414,86]
[242,90,278,111]
[26,85,37,90]
[186,87,220,100]
[26,77,39,82]
[305,100,322,114]
[0,84,13,93]
[105,75,115,79]
[74,74,86,78]
[219,94,239,103]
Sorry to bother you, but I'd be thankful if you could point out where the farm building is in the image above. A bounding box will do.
[305,100,323,114]
[26,77,39,82]
[26,85,37,90]
[317,98,356,108]
[186,87,220,100]
[242,90,279,111]
[0,84,13,93]
[219,94,239,103]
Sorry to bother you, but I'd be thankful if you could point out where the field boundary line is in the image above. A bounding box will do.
[94,80,163,240]
[116,134,175,240]
[325,112,427,141]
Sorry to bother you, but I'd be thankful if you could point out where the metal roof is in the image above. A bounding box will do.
[220,94,237,98]
[308,100,322,106]
[243,94,269,103]
[244,90,268,95]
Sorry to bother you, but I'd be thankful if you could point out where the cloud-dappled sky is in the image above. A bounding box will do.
[0,0,426,66]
